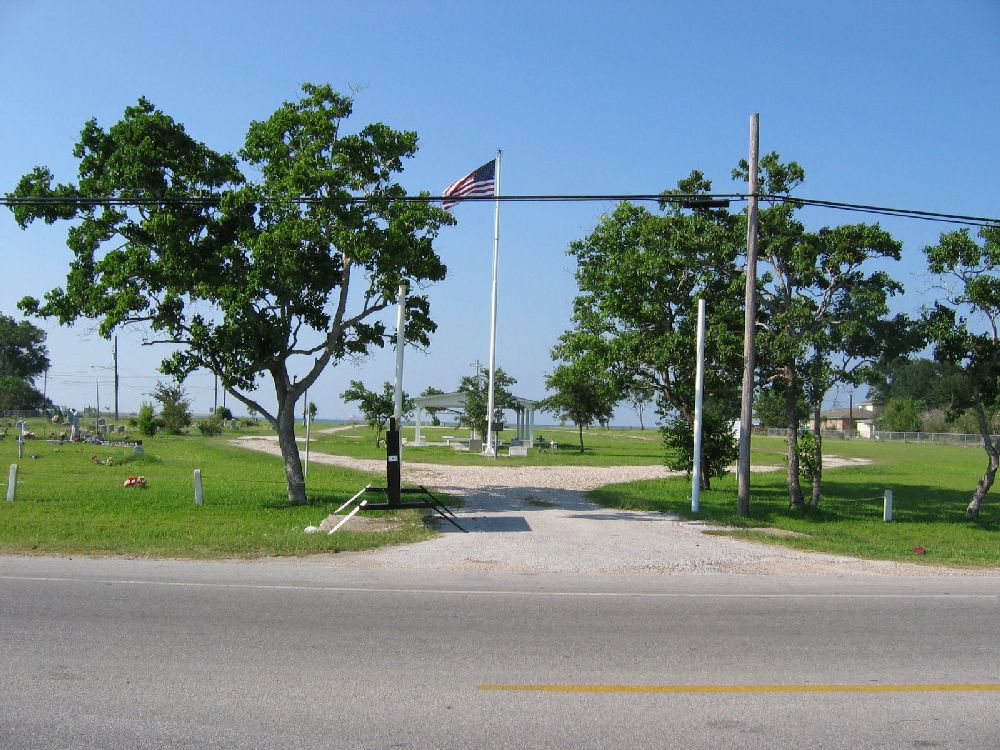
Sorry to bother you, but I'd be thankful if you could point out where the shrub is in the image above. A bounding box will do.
[661,411,737,490]
[137,402,157,437]
[153,382,193,435]
[197,416,224,436]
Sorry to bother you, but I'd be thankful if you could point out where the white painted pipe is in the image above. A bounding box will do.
[304,412,311,478]
[6,464,17,502]
[335,484,371,514]
[329,499,367,534]
[692,297,706,513]
[194,469,203,505]
[883,489,893,522]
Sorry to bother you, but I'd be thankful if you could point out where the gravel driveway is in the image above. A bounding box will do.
[236,436,978,577]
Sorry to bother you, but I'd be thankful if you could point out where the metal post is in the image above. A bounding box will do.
[393,283,406,459]
[194,469,203,505]
[304,410,311,478]
[692,298,706,513]
[883,489,893,522]
[485,150,502,455]
[113,335,119,422]
[737,113,760,517]
[6,464,17,501]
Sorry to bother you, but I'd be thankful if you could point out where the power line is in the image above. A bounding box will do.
[2,192,996,227]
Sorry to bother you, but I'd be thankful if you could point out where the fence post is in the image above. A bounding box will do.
[6,464,16,502]
[883,489,893,522]
[194,469,203,505]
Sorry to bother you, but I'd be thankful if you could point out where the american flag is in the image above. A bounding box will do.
[442,159,496,210]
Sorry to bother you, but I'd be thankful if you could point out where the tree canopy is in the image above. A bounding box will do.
[341,380,413,446]
[867,357,971,411]
[10,84,453,503]
[735,153,909,508]
[923,225,1000,519]
[457,367,517,441]
[556,171,745,488]
[152,381,193,435]
[542,357,619,452]
[0,313,49,381]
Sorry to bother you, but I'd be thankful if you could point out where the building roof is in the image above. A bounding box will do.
[819,407,876,421]
[412,390,539,411]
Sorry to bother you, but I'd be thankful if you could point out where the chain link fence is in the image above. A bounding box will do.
[762,426,995,447]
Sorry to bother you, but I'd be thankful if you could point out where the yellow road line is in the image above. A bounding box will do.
[479,683,1000,694]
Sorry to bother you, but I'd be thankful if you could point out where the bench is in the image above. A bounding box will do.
[442,435,471,446]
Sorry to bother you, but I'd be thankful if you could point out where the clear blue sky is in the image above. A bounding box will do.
[2,1,998,423]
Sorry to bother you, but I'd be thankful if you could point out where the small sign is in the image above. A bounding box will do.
[388,455,399,463]
[490,421,505,432]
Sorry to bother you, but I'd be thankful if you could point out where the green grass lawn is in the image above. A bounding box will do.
[3,417,998,567]
[0,420,431,559]
[590,435,1000,567]
[310,423,786,467]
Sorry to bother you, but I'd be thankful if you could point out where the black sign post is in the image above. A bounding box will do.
[359,417,466,532]
[385,417,402,507]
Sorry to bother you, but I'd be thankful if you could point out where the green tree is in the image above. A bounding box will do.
[0,375,50,410]
[923,225,1000,519]
[419,385,445,426]
[880,398,925,432]
[735,154,907,508]
[340,380,412,447]
[557,171,745,490]
[10,84,452,504]
[457,367,517,441]
[137,402,157,437]
[152,381,192,434]
[541,358,619,452]
[0,313,49,380]
[867,357,970,411]
[754,384,807,429]
[624,381,654,430]
[660,409,737,484]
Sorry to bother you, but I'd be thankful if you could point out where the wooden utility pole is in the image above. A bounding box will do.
[737,113,760,517]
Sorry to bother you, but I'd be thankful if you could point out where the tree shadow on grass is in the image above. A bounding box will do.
[818,479,999,530]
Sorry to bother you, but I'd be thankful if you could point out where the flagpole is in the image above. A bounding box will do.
[484,150,502,455]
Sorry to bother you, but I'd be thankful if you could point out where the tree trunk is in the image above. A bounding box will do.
[810,403,822,508]
[700,465,711,492]
[275,399,307,505]
[785,364,805,508]
[578,423,584,453]
[966,402,999,520]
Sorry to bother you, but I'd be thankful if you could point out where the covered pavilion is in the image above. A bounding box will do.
[410,391,539,448]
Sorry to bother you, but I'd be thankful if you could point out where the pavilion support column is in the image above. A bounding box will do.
[528,407,535,446]
[414,407,422,446]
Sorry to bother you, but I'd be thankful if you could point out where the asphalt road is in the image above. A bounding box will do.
[2,556,999,749]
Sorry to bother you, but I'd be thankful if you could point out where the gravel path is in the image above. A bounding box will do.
[235,436,984,577]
